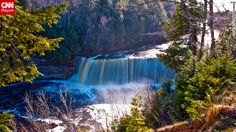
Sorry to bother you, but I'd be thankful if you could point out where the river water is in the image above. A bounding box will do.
[0,55,175,117]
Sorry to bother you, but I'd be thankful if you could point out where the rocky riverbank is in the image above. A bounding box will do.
[37,65,76,80]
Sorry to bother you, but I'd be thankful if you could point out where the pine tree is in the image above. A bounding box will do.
[176,54,236,118]
[0,113,14,132]
[0,3,66,86]
[162,5,190,41]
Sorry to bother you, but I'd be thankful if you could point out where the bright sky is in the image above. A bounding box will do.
[197,0,236,12]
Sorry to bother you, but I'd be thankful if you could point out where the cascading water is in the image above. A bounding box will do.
[65,56,175,104]
[0,54,176,114]
[70,57,175,86]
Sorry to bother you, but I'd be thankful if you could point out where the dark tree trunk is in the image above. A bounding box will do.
[200,0,208,59]
[180,0,197,55]
[209,0,215,55]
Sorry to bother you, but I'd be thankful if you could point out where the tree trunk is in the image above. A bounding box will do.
[200,0,208,59]
[180,0,197,55]
[209,0,215,55]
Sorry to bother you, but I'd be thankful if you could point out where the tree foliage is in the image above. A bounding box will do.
[43,6,81,64]
[114,0,236,130]
[160,1,203,70]
[162,5,189,41]
[0,3,66,86]
[43,0,170,63]
[176,54,236,118]
[0,112,14,132]
[113,96,150,132]
[158,40,191,71]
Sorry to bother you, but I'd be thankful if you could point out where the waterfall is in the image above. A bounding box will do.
[0,56,175,114]
[70,57,175,86]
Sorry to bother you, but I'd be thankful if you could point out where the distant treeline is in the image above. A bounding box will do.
[22,0,174,64]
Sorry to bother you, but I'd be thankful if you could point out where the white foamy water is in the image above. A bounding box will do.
[38,104,131,132]
[42,80,154,105]
[126,43,170,59]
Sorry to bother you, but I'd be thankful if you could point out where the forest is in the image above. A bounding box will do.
[0,0,236,132]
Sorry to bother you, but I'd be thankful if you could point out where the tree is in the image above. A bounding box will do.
[143,81,180,129]
[113,96,150,132]
[199,0,208,59]
[175,54,236,118]
[209,0,215,56]
[158,40,191,71]
[43,6,81,64]
[216,26,236,55]
[162,5,190,41]
[0,112,14,132]
[160,1,203,71]
[0,3,66,86]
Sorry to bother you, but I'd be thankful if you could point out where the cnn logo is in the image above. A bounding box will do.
[0,0,15,15]
[1,2,14,8]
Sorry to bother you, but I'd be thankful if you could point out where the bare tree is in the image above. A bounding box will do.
[200,0,208,59]
[24,89,76,131]
[209,0,215,55]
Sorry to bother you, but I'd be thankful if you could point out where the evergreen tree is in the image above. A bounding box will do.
[113,96,150,132]
[0,3,66,86]
[0,113,14,132]
[43,6,81,64]
[176,54,236,118]
[162,5,189,41]
[160,1,203,70]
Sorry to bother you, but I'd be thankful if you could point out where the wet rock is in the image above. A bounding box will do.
[37,65,75,80]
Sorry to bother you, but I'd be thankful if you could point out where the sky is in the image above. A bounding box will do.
[197,0,236,12]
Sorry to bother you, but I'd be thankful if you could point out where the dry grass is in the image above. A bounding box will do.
[22,88,76,131]
[203,105,223,129]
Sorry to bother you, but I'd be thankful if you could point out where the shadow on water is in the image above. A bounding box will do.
[0,81,97,116]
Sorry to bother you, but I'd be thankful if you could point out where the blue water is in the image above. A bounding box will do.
[0,57,175,116]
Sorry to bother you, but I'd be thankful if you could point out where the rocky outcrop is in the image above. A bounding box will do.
[37,65,75,80]
[33,57,76,80]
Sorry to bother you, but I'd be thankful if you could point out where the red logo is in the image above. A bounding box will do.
[0,0,15,15]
